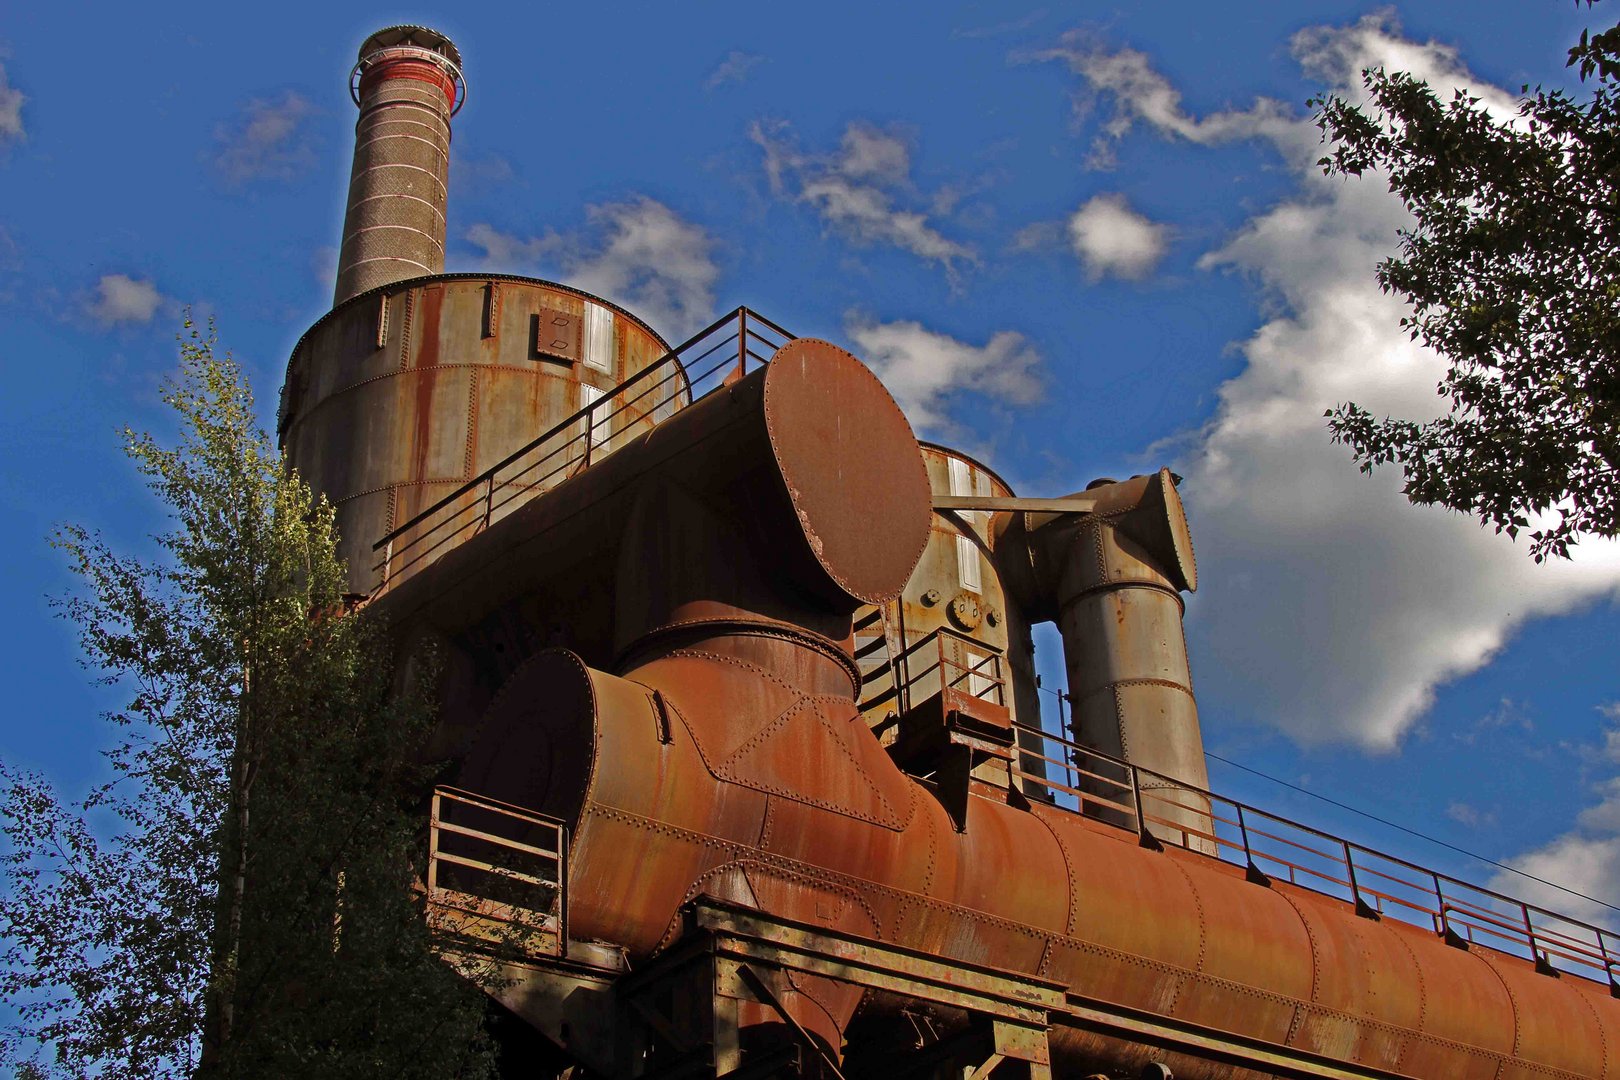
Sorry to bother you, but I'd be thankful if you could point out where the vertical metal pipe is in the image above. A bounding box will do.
[333,26,465,305]
[1034,471,1212,850]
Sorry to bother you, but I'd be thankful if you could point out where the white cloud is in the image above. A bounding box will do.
[1068,193,1168,281]
[705,51,764,90]
[1038,35,1297,166]
[0,61,25,143]
[466,198,719,340]
[750,120,976,274]
[87,274,164,326]
[954,11,1047,40]
[1059,18,1620,749]
[452,153,517,194]
[846,314,1042,437]
[1445,801,1490,829]
[1494,704,1620,927]
[465,222,552,268]
[212,92,316,184]
[1490,832,1620,930]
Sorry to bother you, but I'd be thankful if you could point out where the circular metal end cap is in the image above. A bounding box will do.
[1154,467,1197,593]
[762,338,932,605]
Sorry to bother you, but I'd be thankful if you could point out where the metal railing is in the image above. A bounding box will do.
[426,785,568,955]
[860,624,1007,724]
[370,306,796,593]
[1006,719,1620,987]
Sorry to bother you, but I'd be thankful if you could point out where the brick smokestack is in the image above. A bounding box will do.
[333,26,464,306]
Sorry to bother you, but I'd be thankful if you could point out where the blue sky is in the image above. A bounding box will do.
[2,2,1618,925]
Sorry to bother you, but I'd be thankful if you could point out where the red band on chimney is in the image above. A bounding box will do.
[359,58,458,109]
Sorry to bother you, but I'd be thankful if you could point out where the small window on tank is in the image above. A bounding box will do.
[582,303,614,373]
[579,384,606,450]
[949,457,982,594]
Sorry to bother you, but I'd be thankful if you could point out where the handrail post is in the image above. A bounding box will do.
[427,789,442,899]
[483,473,495,530]
[1236,803,1271,886]
[737,308,749,379]
[1433,872,1450,938]
[557,825,569,957]
[1345,840,1376,918]
[1523,904,1540,964]
[1130,764,1160,849]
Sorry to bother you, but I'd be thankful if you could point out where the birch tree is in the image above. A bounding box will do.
[0,322,496,1078]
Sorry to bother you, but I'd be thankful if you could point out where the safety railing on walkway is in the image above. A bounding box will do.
[1007,719,1620,987]
[862,626,1007,738]
[370,307,795,593]
[425,785,569,956]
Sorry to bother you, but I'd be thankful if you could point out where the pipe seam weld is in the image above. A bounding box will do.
[616,618,861,695]
[1058,577,1186,615]
[1069,677,1195,704]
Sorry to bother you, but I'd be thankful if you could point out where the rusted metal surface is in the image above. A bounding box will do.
[995,468,1214,850]
[278,275,672,596]
[857,445,1047,796]
[374,333,1620,1078]
[286,28,1620,1076]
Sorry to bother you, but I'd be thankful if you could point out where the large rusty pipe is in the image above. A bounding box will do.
[463,640,1620,1080]
[374,338,932,675]
[995,469,1213,848]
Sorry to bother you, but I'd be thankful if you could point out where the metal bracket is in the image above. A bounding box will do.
[933,495,1098,515]
[735,964,848,1080]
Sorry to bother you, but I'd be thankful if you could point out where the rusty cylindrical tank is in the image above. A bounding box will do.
[857,444,1045,788]
[391,341,1620,1079]
[333,26,464,305]
[280,276,672,596]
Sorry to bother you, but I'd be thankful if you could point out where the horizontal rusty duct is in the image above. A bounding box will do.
[376,335,930,662]
[370,306,795,594]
